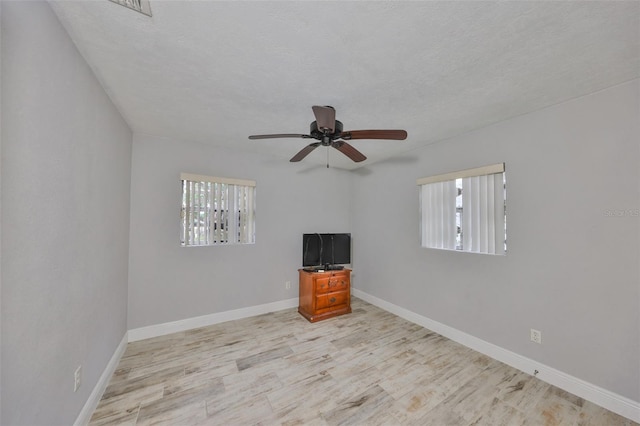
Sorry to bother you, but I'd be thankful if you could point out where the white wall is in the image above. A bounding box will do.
[128,134,352,329]
[1,2,132,425]
[351,80,640,402]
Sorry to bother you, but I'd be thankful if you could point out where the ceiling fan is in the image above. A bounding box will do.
[248,106,407,163]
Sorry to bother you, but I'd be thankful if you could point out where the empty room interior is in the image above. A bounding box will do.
[1,1,639,425]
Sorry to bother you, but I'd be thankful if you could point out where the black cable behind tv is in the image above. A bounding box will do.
[302,233,351,270]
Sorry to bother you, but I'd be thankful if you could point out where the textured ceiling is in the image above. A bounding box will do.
[50,1,639,170]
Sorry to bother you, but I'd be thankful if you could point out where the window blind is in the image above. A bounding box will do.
[461,173,505,254]
[420,180,457,250]
[180,174,256,246]
[418,164,506,254]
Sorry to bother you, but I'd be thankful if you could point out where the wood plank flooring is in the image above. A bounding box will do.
[90,298,636,425]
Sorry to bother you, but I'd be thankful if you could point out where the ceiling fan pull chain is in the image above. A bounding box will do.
[326,147,329,168]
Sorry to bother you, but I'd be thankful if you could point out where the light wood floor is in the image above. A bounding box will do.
[90,298,636,425]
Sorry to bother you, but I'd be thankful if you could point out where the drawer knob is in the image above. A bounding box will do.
[330,297,336,303]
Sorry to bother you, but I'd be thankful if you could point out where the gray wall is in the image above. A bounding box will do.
[1,2,132,425]
[127,134,352,329]
[351,80,640,401]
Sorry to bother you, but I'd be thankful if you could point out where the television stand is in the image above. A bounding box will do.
[298,268,351,322]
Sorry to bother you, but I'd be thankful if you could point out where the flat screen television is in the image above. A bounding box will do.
[302,233,351,269]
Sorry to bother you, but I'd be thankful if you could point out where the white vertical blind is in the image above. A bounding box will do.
[181,181,189,244]
[214,183,221,243]
[227,184,237,243]
[462,173,504,254]
[418,164,505,255]
[194,181,200,243]
[245,185,255,244]
[237,185,242,241]
[420,180,457,249]
[180,175,256,246]
[205,182,211,244]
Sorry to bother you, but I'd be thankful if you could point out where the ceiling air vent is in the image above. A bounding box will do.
[108,0,152,17]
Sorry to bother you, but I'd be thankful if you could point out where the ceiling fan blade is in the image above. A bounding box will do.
[312,106,336,133]
[340,130,407,140]
[248,133,311,140]
[290,143,321,162]
[332,141,367,162]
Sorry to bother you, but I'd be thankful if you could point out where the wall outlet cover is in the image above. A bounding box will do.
[530,329,542,344]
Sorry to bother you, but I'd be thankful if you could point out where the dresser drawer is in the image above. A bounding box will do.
[315,276,349,295]
[315,291,349,310]
[329,270,349,279]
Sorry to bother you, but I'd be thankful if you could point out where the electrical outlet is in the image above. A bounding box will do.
[74,365,82,392]
[285,281,291,290]
[530,329,542,344]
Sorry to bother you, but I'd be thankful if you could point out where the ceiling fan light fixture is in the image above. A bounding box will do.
[108,0,152,17]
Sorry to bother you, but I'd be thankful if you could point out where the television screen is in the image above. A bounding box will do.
[302,233,351,267]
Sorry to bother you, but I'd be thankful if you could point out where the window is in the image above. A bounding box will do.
[417,164,506,255]
[180,173,255,246]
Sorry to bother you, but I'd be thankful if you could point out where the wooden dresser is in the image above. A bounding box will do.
[298,269,351,322]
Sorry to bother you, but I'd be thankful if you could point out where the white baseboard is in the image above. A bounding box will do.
[128,298,299,342]
[74,333,128,426]
[352,289,640,423]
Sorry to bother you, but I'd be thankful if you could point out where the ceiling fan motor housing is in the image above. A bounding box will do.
[310,120,343,145]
